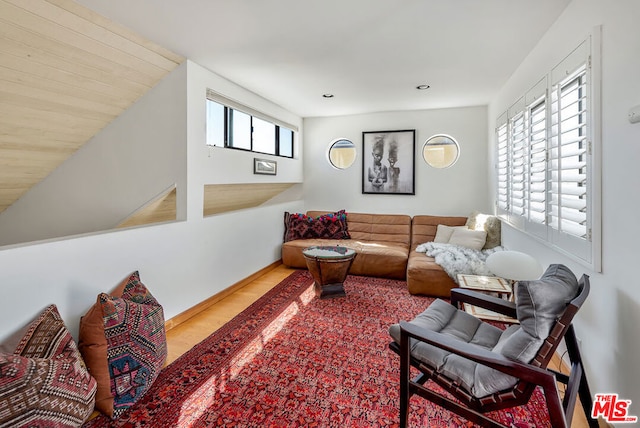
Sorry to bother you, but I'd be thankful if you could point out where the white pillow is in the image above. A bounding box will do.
[433,225,468,243]
[448,228,487,250]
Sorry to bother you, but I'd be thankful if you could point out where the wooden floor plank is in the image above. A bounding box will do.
[164,264,297,364]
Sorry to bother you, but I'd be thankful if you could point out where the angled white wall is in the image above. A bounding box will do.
[489,0,640,406]
[0,61,303,341]
[303,106,489,216]
[0,64,189,246]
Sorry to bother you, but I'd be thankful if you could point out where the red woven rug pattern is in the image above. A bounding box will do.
[83,271,551,427]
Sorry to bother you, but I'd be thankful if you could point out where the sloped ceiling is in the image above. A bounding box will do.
[0,0,184,215]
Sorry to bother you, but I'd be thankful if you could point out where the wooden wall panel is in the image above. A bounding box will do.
[0,0,184,214]
[203,183,296,217]
[117,186,177,229]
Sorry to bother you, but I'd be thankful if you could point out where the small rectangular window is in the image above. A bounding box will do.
[205,88,296,159]
[252,117,276,154]
[279,127,293,157]
[228,109,251,150]
[206,100,224,148]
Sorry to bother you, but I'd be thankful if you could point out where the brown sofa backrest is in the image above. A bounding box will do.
[307,211,411,246]
[411,215,468,250]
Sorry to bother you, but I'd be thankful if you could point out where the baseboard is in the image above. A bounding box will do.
[164,260,282,332]
[551,352,615,428]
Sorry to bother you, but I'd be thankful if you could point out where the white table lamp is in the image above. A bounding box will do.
[486,251,543,281]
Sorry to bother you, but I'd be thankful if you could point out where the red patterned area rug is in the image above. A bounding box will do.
[83,271,551,428]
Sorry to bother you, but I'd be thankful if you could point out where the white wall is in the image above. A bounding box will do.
[185,61,303,221]
[489,0,640,406]
[0,64,189,247]
[0,61,304,342]
[303,106,489,216]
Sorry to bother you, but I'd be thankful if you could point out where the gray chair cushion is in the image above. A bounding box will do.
[389,299,512,397]
[515,264,579,340]
[389,264,581,398]
[499,264,580,363]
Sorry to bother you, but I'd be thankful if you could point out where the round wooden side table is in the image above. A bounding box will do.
[302,245,356,299]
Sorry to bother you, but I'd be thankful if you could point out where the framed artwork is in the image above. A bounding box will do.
[362,129,415,194]
[253,158,277,175]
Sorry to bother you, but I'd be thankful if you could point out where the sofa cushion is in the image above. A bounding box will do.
[409,215,467,251]
[78,271,167,419]
[282,238,409,279]
[465,211,501,249]
[433,224,467,243]
[447,228,487,250]
[283,210,349,242]
[406,252,458,297]
[0,304,97,427]
[309,212,411,246]
[282,212,411,280]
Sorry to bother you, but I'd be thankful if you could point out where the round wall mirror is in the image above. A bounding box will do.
[328,138,357,169]
[422,134,460,168]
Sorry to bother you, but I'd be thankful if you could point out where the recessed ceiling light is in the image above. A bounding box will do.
[416,84,430,90]
[322,93,334,98]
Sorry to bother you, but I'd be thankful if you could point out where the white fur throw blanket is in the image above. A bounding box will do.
[415,242,505,283]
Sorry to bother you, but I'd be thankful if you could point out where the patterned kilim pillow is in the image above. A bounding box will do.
[79,271,167,419]
[283,210,350,242]
[0,304,97,427]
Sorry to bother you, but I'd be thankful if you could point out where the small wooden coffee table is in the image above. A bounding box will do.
[303,245,356,299]
[456,274,512,300]
[456,274,518,323]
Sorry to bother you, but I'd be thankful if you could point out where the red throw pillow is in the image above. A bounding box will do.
[0,305,97,427]
[78,271,167,419]
[283,210,350,242]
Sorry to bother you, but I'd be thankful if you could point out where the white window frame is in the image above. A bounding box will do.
[205,89,297,158]
[494,32,601,272]
[496,113,509,218]
[525,77,549,240]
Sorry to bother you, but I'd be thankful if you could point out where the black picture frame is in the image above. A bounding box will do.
[362,129,415,195]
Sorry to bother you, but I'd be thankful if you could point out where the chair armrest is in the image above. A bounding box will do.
[450,288,517,319]
[399,321,553,386]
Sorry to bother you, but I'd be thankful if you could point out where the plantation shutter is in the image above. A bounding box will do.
[496,113,509,216]
[525,78,548,239]
[549,40,591,262]
[492,33,600,271]
[508,98,526,228]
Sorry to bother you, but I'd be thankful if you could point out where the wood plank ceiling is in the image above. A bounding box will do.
[0,0,184,214]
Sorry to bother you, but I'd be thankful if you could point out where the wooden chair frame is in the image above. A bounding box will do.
[389,275,598,428]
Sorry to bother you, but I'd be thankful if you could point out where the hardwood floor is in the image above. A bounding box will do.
[164,264,297,365]
[163,263,595,427]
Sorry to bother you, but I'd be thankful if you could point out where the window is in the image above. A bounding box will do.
[508,100,527,221]
[251,117,275,154]
[496,114,509,215]
[495,37,600,270]
[524,77,548,240]
[228,108,251,150]
[205,89,296,158]
[278,127,293,158]
[550,63,590,260]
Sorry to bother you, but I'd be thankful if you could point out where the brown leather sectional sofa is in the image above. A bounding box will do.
[281,211,467,297]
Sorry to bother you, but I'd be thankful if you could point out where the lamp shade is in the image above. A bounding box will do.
[486,251,543,281]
